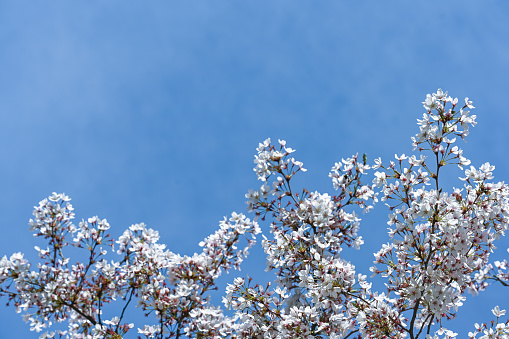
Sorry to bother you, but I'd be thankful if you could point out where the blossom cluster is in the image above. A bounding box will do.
[467,306,509,339]
[1,90,508,338]
[369,90,508,337]
[1,194,260,338]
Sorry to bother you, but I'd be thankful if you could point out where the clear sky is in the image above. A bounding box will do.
[1,1,509,338]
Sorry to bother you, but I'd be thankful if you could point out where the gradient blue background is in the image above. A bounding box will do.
[1,1,508,338]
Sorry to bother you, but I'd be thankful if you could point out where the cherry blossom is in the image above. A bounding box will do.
[0,90,508,338]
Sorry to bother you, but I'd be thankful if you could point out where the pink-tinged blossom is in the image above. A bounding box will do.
[1,90,508,339]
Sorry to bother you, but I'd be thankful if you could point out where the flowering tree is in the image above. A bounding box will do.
[0,90,508,339]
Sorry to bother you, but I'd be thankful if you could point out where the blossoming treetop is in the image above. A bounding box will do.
[0,90,508,338]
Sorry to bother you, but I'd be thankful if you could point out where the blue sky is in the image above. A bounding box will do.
[1,1,509,337]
